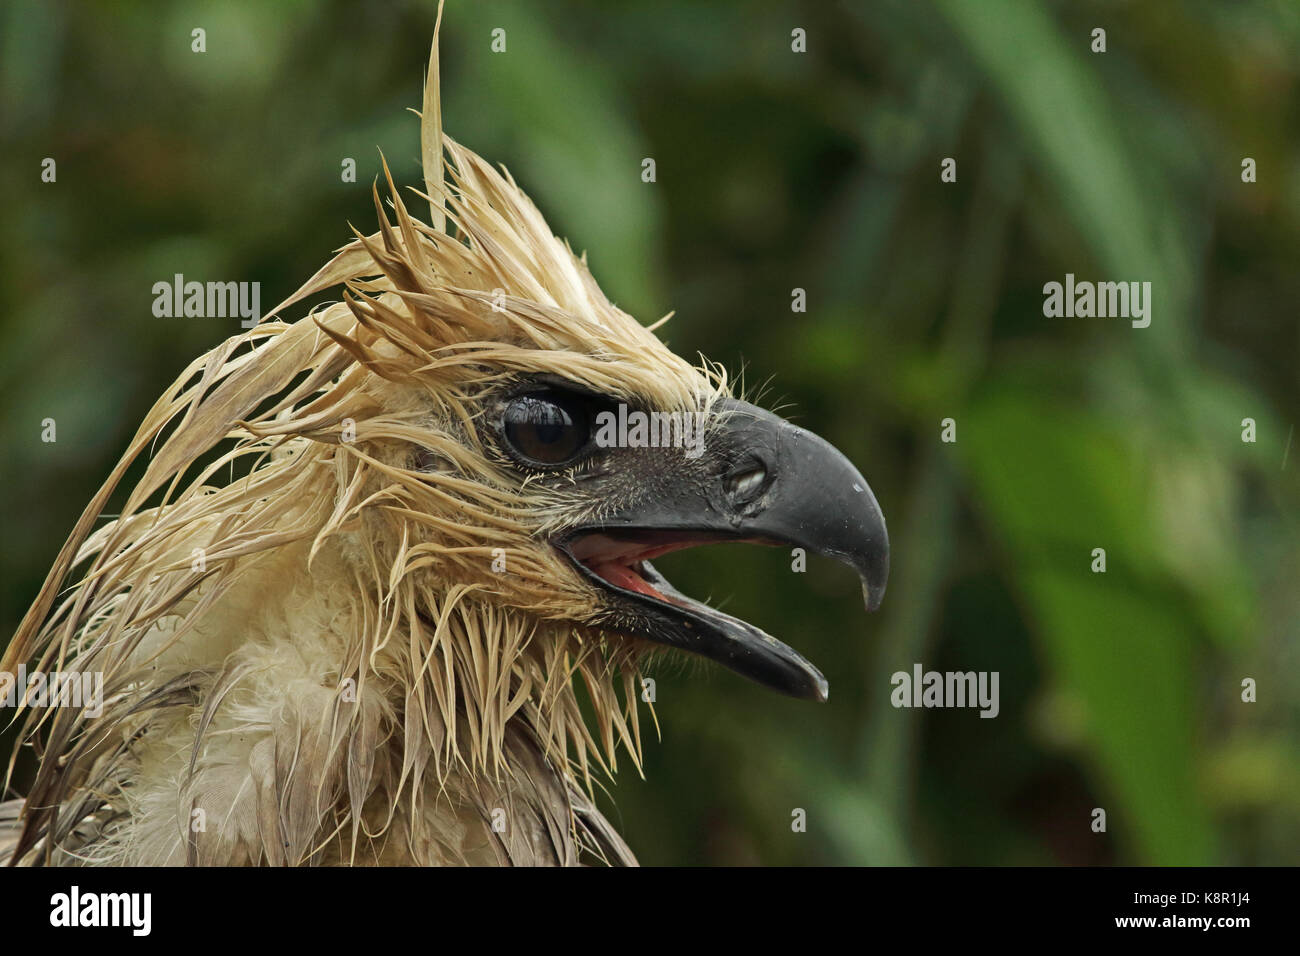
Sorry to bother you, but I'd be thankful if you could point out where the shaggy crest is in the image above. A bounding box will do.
[2,18,729,865]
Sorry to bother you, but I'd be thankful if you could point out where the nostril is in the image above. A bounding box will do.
[725,464,767,500]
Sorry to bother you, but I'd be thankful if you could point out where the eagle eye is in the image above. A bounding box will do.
[502,390,591,466]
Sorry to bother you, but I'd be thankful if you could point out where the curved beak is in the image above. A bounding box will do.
[560,398,889,701]
[712,400,889,611]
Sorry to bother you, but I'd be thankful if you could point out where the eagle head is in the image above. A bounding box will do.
[2,24,887,866]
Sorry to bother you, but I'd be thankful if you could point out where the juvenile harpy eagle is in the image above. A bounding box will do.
[1,30,888,867]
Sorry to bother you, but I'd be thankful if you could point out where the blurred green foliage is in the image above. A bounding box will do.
[1,0,1297,865]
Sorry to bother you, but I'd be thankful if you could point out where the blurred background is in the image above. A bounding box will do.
[2,0,1297,865]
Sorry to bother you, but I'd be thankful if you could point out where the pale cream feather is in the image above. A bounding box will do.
[1,15,719,867]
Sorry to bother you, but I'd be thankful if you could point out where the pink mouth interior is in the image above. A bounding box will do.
[568,532,719,603]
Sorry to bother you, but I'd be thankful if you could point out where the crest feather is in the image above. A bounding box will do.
[3,12,729,866]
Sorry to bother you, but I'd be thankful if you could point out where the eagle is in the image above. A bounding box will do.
[1,21,888,867]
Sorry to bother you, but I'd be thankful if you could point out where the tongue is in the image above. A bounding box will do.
[591,561,668,601]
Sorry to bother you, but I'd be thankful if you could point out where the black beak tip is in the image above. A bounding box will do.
[860,537,889,612]
[862,580,881,613]
[812,674,829,703]
[788,665,829,703]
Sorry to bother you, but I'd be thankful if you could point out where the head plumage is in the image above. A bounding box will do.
[3,12,728,864]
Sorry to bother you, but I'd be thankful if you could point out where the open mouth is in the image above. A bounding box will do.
[559,528,833,701]
[565,530,735,604]
[547,397,888,702]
